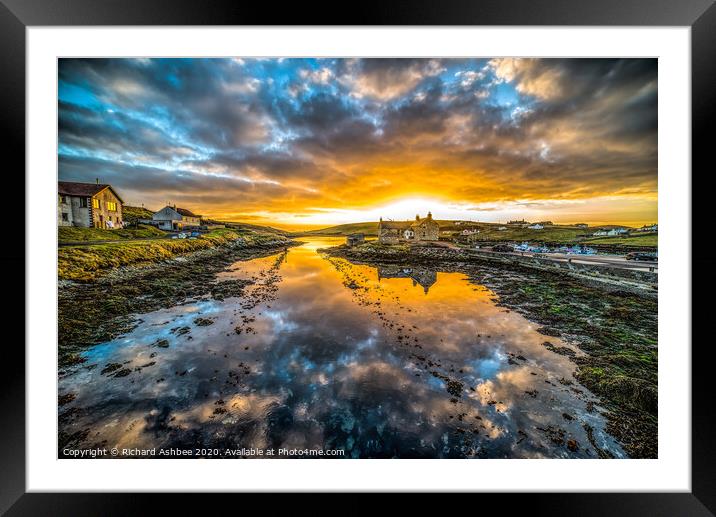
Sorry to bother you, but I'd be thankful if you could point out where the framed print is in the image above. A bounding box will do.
[3,0,715,512]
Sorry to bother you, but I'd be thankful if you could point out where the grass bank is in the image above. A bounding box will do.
[58,224,165,243]
[58,229,282,281]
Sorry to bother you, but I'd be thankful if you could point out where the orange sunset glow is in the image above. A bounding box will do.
[58,58,657,230]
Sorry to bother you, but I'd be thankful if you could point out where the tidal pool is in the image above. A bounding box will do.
[58,237,625,458]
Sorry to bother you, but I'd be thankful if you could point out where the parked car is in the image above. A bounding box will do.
[626,252,657,261]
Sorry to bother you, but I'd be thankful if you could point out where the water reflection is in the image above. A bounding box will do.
[58,237,625,458]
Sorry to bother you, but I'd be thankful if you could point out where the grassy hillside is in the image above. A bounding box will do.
[466,224,591,244]
[122,205,155,225]
[219,221,291,236]
[582,232,658,247]
[300,221,380,236]
[58,229,290,281]
[58,224,165,243]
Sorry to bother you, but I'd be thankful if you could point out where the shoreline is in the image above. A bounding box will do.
[321,242,657,297]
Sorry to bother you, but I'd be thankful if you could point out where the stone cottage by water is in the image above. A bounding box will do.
[378,212,440,244]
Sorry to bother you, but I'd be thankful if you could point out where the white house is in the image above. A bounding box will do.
[607,228,629,236]
[528,223,544,230]
[152,205,202,231]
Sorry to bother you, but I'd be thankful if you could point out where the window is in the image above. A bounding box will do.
[80,197,87,208]
[107,201,117,212]
[60,195,67,204]
[92,198,99,209]
[61,213,68,221]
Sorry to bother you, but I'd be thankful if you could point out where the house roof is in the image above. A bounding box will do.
[175,207,201,218]
[58,181,124,203]
[411,218,439,228]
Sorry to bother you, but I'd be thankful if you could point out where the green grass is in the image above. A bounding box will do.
[122,205,155,225]
[58,229,288,281]
[467,225,592,244]
[582,232,658,246]
[58,224,165,243]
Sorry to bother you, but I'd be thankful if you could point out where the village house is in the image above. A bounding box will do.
[574,223,589,229]
[528,223,544,230]
[461,228,480,235]
[378,212,440,244]
[58,181,124,229]
[152,205,202,231]
[593,229,609,236]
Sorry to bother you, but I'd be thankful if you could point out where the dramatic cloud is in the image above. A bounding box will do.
[58,58,657,228]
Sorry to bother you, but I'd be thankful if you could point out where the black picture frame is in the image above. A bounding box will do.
[2,0,713,512]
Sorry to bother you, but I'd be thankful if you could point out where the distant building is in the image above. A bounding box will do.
[346,233,365,247]
[461,228,480,235]
[152,205,202,231]
[637,224,658,232]
[378,212,439,244]
[528,223,544,230]
[574,223,589,229]
[607,228,629,236]
[497,226,508,231]
[58,181,124,229]
[593,229,608,236]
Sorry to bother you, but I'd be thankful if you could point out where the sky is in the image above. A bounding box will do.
[58,58,657,230]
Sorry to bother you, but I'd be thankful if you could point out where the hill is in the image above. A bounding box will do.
[123,205,155,225]
[298,222,380,236]
[582,232,658,247]
[216,221,291,236]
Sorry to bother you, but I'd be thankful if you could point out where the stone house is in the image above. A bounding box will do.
[58,181,124,229]
[378,212,440,244]
[346,233,365,247]
[152,205,202,231]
